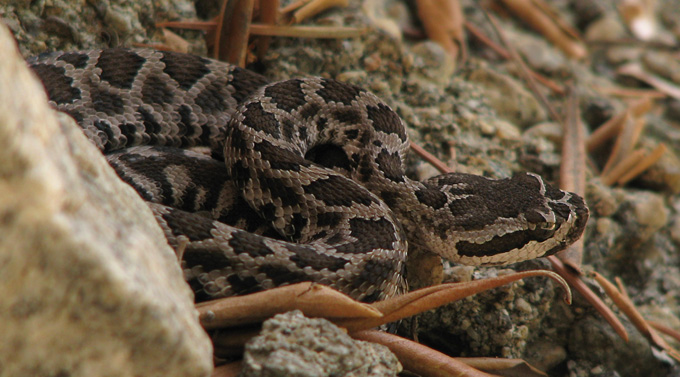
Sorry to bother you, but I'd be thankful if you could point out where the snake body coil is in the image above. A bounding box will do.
[28,48,589,302]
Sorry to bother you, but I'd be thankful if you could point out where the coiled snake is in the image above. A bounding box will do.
[28,48,589,303]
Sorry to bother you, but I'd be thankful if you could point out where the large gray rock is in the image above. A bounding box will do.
[241,311,402,377]
[0,23,212,377]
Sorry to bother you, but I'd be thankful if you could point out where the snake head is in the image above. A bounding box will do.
[414,172,589,266]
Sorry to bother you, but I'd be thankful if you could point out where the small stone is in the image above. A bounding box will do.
[630,191,668,242]
[584,16,627,42]
[523,122,563,145]
[408,41,455,88]
[241,311,402,377]
[515,297,533,314]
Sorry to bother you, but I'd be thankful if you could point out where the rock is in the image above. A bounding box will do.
[0,23,212,377]
[241,311,401,377]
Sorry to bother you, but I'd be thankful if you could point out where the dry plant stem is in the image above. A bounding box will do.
[156,20,366,38]
[548,256,629,342]
[601,149,646,185]
[464,21,564,94]
[649,321,680,343]
[498,0,586,58]
[591,272,646,342]
[255,0,279,60]
[196,283,381,329]
[616,143,667,185]
[557,86,586,267]
[601,116,646,177]
[249,24,367,38]
[485,12,563,124]
[592,272,680,361]
[456,357,548,376]
[417,0,464,64]
[339,270,571,332]
[353,330,497,377]
[410,141,454,173]
[215,0,254,65]
[156,20,216,31]
[528,0,582,41]
[586,97,652,152]
[586,111,629,153]
[618,63,680,101]
[205,271,571,356]
[212,327,262,357]
[212,361,243,377]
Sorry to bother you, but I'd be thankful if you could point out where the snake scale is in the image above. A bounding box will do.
[28,48,588,303]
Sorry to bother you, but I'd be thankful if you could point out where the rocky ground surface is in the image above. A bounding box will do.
[3,0,680,376]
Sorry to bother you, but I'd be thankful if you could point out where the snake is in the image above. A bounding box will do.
[27,48,589,303]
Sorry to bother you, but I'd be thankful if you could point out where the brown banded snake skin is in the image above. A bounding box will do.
[28,48,589,303]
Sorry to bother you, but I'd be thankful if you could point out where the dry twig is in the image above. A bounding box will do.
[557,85,586,267]
[498,0,586,59]
[464,21,565,94]
[593,272,680,361]
[484,11,563,124]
